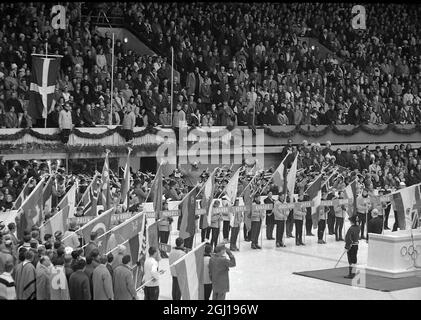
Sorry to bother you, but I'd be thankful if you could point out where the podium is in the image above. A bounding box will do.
[366,229,421,278]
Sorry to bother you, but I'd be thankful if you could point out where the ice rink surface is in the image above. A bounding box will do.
[138,216,421,300]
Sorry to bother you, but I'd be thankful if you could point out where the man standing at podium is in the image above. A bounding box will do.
[367,208,383,241]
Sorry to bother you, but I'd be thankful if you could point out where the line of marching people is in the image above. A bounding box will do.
[188,187,388,254]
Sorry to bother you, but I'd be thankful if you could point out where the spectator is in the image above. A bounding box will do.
[69,259,91,300]
[58,103,73,144]
[0,261,16,300]
[122,105,136,142]
[15,250,36,300]
[35,255,51,300]
[143,247,161,300]
[93,254,114,300]
[209,244,236,301]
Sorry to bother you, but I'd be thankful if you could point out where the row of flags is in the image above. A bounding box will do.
[13,145,421,299]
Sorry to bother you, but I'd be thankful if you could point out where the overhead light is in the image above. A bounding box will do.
[124,37,128,43]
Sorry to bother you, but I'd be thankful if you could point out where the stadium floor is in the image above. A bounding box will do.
[137,216,421,300]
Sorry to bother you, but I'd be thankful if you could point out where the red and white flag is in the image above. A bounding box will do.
[29,56,61,120]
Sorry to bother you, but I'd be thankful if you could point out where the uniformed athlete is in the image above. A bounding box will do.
[344,215,360,279]
[317,190,329,244]
[250,194,265,249]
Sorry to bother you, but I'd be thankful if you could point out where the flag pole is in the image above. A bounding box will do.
[170,46,174,127]
[45,41,48,129]
[110,32,115,125]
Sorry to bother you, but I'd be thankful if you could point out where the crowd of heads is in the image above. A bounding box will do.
[0,3,420,129]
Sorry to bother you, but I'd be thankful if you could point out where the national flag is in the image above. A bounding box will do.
[286,154,298,201]
[306,175,323,228]
[391,183,421,230]
[120,149,132,210]
[57,183,77,218]
[151,164,163,219]
[102,212,144,254]
[43,175,54,213]
[78,175,101,217]
[200,169,216,229]
[12,177,34,210]
[77,207,114,245]
[134,213,148,289]
[344,178,358,216]
[322,168,338,193]
[147,220,159,251]
[223,167,241,205]
[29,55,61,120]
[16,178,44,239]
[179,186,199,239]
[272,159,286,193]
[39,205,70,239]
[242,173,257,232]
[99,151,112,211]
[171,242,206,300]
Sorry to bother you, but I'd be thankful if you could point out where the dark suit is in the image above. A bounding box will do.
[209,253,236,300]
[69,270,91,300]
[367,216,383,241]
[264,197,275,239]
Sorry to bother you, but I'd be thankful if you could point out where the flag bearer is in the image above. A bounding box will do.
[273,193,288,247]
[250,194,265,249]
[334,191,347,241]
[293,193,306,246]
[229,199,243,251]
[317,190,329,244]
[158,200,172,259]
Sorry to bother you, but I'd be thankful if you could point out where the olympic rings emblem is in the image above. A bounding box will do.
[400,244,421,262]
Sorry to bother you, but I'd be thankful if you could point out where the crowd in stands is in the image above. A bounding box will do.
[0,3,421,130]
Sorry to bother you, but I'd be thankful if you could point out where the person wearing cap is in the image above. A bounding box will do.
[58,102,73,144]
[168,237,186,300]
[84,231,99,258]
[293,193,306,246]
[317,190,329,244]
[210,200,222,250]
[92,254,114,300]
[250,194,264,249]
[63,221,80,250]
[209,243,236,300]
[158,200,172,259]
[263,191,275,241]
[221,195,232,243]
[229,198,243,251]
[367,208,383,241]
[273,193,288,247]
[334,191,347,241]
[344,215,360,279]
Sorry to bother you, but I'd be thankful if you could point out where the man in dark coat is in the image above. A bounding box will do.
[84,231,98,258]
[69,259,91,300]
[208,244,236,300]
[113,255,137,300]
[264,192,275,240]
[14,250,36,300]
